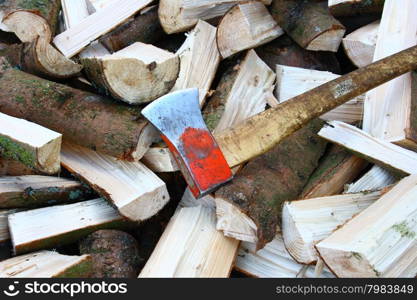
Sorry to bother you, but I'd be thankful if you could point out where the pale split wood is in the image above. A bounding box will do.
[363,0,417,148]
[86,0,118,12]
[343,20,379,68]
[318,121,417,175]
[217,2,283,59]
[0,113,61,175]
[8,198,126,255]
[0,250,92,278]
[141,147,179,173]
[276,65,364,123]
[235,233,335,278]
[171,20,220,106]
[316,174,417,277]
[0,209,19,243]
[53,0,153,57]
[61,0,90,30]
[282,191,382,264]
[345,165,397,194]
[61,143,169,222]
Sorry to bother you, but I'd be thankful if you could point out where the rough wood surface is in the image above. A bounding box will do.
[217,2,283,59]
[329,0,385,17]
[8,198,129,254]
[82,42,179,104]
[343,20,379,68]
[319,121,417,176]
[270,0,345,52]
[215,119,327,249]
[213,44,417,169]
[0,112,61,174]
[363,0,417,150]
[345,165,397,193]
[0,175,93,209]
[0,250,92,278]
[301,145,367,199]
[99,5,163,52]
[61,143,169,222]
[0,208,18,243]
[317,174,417,278]
[283,190,383,264]
[53,0,153,57]
[0,64,150,161]
[142,146,178,173]
[0,158,38,176]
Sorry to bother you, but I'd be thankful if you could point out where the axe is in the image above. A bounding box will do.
[142,45,417,198]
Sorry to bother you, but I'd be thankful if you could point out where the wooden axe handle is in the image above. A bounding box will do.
[215,45,417,168]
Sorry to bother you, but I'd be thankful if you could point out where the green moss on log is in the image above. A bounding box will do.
[0,135,35,168]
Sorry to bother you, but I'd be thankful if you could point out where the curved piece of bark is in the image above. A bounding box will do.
[215,119,327,250]
[329,0,385,17]
[256,35,341,74]
[0,63,149,160]
[99,6,163,52]
[82,42,179,104]
[217,2,283,59]
[0,175,94,209]
[343,20,379,68]
[270,0,345,52]
[0,0,61,35]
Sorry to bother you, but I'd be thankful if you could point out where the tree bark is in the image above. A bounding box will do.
[329,0,385,17]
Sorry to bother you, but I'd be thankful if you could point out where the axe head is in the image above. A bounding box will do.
[142,88,233,198]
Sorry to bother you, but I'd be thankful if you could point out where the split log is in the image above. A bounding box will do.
[0,64,150,160]
[236,232,334,278]
[319,121,417,176]
[99,5,164,52]
[0,209,18,243]
[270,0,345,52]
[301,145,367,199]
[53,0,153,57]
[142,146,178,173]
[61,143,169,222]
[363,0,417,150]
[283,190,383,264]
[0,250,92,278]
[139,201,239,278]
[0,175,93,208]
[215,119,327,249]
[342,20,379,68]
[217,2,283,59]
[86,0,118,11]
[0,112,61,174]
[0,158,38,176]
[276,65,364,123]
[0,0,61,35]
[256,35,341,74]
[345,165,397,193]
[329,0,385,17]
[82,42,179,104]
[316,174,417,277]
[61,0,90,30]
[170,20,220,106]
[8,198,129,255]
[79,230,141,278]
[204,50,275,134]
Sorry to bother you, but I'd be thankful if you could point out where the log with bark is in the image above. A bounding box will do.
[0,158,38,176]
[217,1,283,59]
[319,121,417,176]
[0,112,62,174]
[301,145,367,199]
[342,20,379,68]
[82,42,179,104]
[275,65,364,123]
[363,0,417,150]
[0,175,93,208]
[8,198,130,254]
[61,143,169,222]
[283,190,383,264]
[270,0,346,52]
[0,250,92,278]
[0,61,152,161]
[215,119,327,249]
[328,0,385,17]
[316,174,417,277]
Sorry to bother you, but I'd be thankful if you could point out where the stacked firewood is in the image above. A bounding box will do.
[0,0,415,278]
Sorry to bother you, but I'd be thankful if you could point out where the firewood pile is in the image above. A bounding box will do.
[0,0,416,278]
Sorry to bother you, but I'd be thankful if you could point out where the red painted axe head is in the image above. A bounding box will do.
[142,88,233,198]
